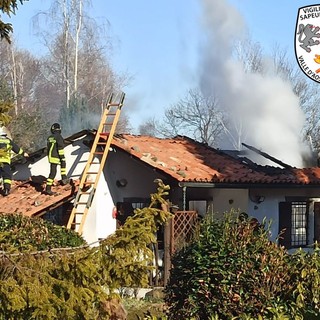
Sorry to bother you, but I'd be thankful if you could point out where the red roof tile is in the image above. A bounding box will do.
[3,133,320,219]
[112,134,320,185]
[0,178,78,217]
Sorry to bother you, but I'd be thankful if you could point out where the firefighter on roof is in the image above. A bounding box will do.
[0,126,29,196]
[45,123,69,195]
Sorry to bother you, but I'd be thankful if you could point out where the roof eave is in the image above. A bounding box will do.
[178,182,320,188]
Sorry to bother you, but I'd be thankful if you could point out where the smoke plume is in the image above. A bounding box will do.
[198,0,309,167]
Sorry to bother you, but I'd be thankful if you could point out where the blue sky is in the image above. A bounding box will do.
[8,0,320,133]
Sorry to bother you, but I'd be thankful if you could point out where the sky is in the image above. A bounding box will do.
[7,0,320,166]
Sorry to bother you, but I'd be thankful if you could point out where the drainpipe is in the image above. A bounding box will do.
[182,186,187,211]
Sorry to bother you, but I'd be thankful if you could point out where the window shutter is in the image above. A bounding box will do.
[279,202,292,249]
[314,202,320,243]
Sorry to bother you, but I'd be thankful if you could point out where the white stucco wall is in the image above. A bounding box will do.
[105,150,168,204]
[94,177,117,241]
[179,186,320,245]
[212,188,249,218]
[71,161,118,244]
[13,137,90,181]
[246,188,320,243]
[211,187,320,243]
[12,135,118,245]
[66,144,118,244]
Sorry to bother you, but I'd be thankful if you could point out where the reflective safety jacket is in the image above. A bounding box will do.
[0,136,24,164]
[47,132,65,164]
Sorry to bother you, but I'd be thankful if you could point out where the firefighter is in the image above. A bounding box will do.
[0,126,29,196]
[45,123,69,195]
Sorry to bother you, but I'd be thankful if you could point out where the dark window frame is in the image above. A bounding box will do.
[291,201,308,247]
[123,197,150,209]
[279,201,310,249]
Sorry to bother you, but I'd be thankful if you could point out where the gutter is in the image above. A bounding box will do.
[177,182,217,211]
[177,181,320,210]
[178,182,320,189]
[178,182,216,188]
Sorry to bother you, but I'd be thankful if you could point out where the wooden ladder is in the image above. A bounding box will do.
[66,92,125,233]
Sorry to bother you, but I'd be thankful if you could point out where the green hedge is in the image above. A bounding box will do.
[0,180,172,319]
[165,212,320,320]
[0,213,85,252]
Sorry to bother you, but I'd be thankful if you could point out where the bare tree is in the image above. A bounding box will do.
[30,0,132,131]
[156,89,224,147]
[33,0,85,108]
[0,0,132,146]
[138,118,159,137]
[233,38,263,74]
[0,41,42,116]
[14,50,42,111]
[139,40,265,148]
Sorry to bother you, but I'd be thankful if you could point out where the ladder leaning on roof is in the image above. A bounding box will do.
[66,92,125,234]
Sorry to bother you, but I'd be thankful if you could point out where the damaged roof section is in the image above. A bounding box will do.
[0,130,93,218]
[111,134,320,185]
[241,142,292,169]
[0,177,78,217]
[3,132,320,219]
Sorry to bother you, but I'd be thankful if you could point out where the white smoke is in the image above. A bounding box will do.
[198,0,310,167]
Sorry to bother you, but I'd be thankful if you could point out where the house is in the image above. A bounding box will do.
[3,132,320,257]
[108,134,320,252]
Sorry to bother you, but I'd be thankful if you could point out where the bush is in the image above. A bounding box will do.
[288,246,320,319]
[0,180,172,319]
[165,212,320,319]
[0,213,85,252]
[123,298,166,320]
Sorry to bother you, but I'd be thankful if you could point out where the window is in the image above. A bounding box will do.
[123,197,150,209]
[116,198,150,226]
[279,201,309,248]
[188,200,207,217]
[131,201,147,210]
[291,202,307,246]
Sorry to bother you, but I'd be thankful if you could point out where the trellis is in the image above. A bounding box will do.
[171,210,199,252]
[155,210,200,286]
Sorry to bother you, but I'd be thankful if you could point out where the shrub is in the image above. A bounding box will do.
[165,211,320,319]
[0,213,85,252]
[288,246,320,319]
[0,180,172,319]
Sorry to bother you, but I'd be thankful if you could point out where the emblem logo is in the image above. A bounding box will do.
[295,5,320,83]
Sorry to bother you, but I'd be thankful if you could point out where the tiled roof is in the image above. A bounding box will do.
[3,132,320,219]
[112,134,320,185]
[0,177,78,217]
[0,130,91,218]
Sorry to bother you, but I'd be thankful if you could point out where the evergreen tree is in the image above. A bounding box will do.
[0,180,172,319]
[0,79,14,126]
[9,107,50,152]
[0,78,14,126]
[0,0,26,43]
